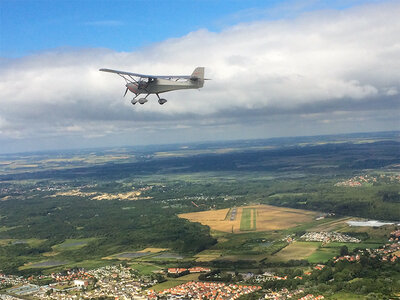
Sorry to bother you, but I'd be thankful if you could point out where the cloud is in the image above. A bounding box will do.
[0,1,399,152]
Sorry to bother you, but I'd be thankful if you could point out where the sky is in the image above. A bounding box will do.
[0,0,399,153]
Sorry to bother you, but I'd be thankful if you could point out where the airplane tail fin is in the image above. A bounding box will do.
[190,67,205,88]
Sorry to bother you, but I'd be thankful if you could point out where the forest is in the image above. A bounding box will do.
[0,132,399,279]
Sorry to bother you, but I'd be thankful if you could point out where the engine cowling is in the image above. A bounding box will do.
[126,83,139,93]
[158,98,167,105]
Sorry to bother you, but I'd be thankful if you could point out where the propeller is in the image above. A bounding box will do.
[123,87,129,97]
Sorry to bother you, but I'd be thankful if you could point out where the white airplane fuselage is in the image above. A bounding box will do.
[99,66,206,105]
[126,78,203,95]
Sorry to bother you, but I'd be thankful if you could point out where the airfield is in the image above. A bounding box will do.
[178,204,391,265]
[1,133,399,299]
[12,203,392,274]
[179,204,317,233]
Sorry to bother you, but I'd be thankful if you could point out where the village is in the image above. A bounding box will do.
[1,228,399,299]
[0,263,328,300]
[300,232,361,243]
[2,229,400,299]
[333,239,400,264]
[148,281,262,299]
[334,173,400,187]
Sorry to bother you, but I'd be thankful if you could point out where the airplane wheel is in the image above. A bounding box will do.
[131,99,137,105]
[158,99,167,105]
[139,98,148,104]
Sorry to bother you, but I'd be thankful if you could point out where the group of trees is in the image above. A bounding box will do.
[0,138,399,278]
[260,255,400,297]
[0,192,217,274]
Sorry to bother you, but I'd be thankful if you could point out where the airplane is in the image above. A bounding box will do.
[99,67,208,105]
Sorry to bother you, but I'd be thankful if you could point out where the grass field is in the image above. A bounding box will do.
[271,241,321,262]
[307,247,339,263]
[179,204,318,233]
[194,250,223,262]
[103,251,153,260]
[53,238,97,251]
[272,239,383,263]
[59,259,111,271]
[240,208,256,231]
[0,238,46,247]
[129,262,164,275]
[20,260,68,270]
[307,217,353,232]
[323,242,382,251]
[151,273,200,292]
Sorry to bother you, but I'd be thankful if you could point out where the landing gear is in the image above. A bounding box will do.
[156,94,167,105]
[131,94,149,105]
[131,94,166,105]
[138,98,148,104]
[131,94,139,105]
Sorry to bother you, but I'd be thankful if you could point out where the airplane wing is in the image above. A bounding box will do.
[99,68,191,79]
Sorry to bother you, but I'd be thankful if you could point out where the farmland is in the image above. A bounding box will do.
[0,132,399,298]
[270,242,320,262]
[179,205,318,233]
[179,208,239,233]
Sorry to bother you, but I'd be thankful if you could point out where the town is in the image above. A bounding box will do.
[2,235,399,300]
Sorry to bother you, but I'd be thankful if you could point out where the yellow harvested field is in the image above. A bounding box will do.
[271,241,319,261]
[256,205,317,231]
[180,208,241,233]
[179,204,317,233]
[138,248,168,253]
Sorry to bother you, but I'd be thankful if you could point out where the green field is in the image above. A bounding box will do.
[53,238,98,251]
[307,247,339,263]
[129,262,164,275]
[326,292,368,299]
[271,242,321,262]
[240,208,256,231]
[41,259,113,274]
[0,133,399,298]
[20,260,68,270]
[151,273,200,292]
[322,242,383,251]
[0,238,46,247]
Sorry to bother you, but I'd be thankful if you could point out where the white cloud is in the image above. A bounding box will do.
[0,1,399,152]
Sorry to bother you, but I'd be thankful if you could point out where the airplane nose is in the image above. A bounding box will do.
[126,83,138,93]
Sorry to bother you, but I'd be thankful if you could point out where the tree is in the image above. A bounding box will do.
[340,245,349,256]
